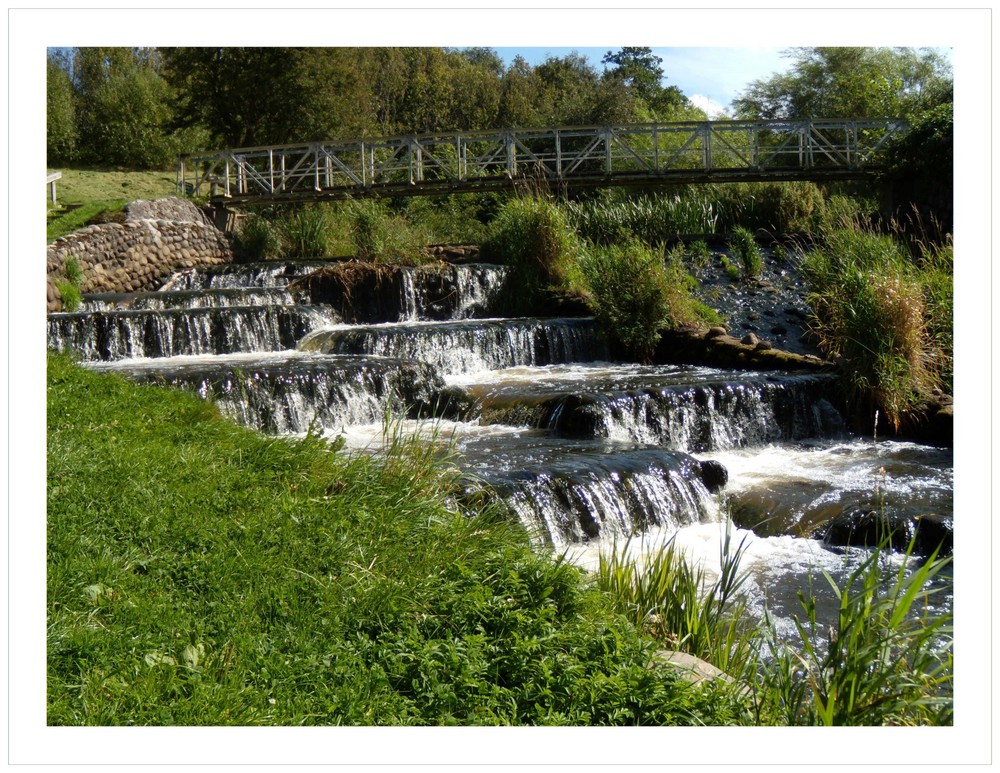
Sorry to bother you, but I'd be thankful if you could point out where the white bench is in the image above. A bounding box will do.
[46,171,62,204]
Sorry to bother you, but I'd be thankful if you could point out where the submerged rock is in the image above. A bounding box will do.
[821,508,953,556]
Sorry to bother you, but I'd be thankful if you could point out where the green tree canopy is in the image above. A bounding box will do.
[601,46,690,119]
[47,53,77,165]
[71,47,177,168]
[733,47,952,120]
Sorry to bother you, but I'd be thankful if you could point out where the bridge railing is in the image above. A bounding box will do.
[177,119,907,203]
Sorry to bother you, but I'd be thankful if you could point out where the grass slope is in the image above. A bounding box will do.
[46,168,177,242]
[46,352,745,726]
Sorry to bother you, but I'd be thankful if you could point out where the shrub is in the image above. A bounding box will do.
[481,195,585,313]
[233,213,283,262]
[728,227,764,281]
[581,239,716,361]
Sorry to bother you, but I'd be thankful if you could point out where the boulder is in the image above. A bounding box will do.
[698,459,728,492]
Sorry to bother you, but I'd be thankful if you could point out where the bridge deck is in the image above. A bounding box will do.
[177,119,906,206]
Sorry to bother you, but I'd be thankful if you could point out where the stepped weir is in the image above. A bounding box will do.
[47,251,952,638]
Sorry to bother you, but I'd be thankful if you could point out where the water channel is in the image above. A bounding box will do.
[49,258,954,648]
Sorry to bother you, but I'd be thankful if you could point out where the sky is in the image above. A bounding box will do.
[494,46,793,117]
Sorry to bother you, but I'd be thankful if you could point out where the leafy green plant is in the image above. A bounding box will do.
[718,254,741,281]
[753,543,952,726]
[728,227,764,280]
[56,257,84,311]
[233,213,283,262]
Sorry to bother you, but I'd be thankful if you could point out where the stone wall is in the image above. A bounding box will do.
[47,197,234,312]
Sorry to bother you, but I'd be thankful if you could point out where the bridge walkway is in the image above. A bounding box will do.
[177,119,907,206]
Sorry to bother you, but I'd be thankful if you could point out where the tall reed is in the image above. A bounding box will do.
[567,192,718,245]
[801,223,946,430]
[594,525,755,674]
[750,543,953,726]
[282,206,331,258]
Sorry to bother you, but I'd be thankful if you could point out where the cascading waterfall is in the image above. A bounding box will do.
[82,287,297,312]
[298,317,609,377]
[89,352,445,434]
[50,256,953,643]
[158,261,330,291]
[553,375,845,451]
[451,364,844,451]
[47,305,338,361]
[478,446,721,548]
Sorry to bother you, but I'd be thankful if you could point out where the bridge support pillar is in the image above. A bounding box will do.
[210,206,241,234]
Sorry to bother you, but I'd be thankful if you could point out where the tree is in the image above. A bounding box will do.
[601,47,689,118]
[47,53,77,164]
[733,47,952,120]
[732,47,953,228]
[883,100,954,230]
[163,47,316,148]
[72,47,177,168]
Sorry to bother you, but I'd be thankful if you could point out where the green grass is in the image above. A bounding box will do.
[47,351,745,726]
[728,227,764,281]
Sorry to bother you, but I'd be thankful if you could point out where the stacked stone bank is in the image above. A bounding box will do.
[46,197,234,312]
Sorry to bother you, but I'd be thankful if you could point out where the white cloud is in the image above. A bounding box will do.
[689,94,730,119]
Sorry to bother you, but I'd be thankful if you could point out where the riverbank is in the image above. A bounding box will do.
[46,351,749,726]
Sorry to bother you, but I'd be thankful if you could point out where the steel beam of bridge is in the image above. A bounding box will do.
[177,119,907,207]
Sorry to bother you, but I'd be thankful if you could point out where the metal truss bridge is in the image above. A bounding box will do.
[177,119,907,207]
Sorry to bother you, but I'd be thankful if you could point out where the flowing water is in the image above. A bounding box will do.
[48,257,954,649]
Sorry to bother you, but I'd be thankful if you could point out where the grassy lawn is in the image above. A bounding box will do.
[46,351,747,726]
[46,168,178,242]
